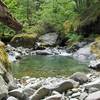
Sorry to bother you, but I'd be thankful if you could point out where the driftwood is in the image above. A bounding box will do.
[0,0,22,32]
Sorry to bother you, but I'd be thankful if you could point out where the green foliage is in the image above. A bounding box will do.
[38,0,76,32]
[66,32,82,43]
[2,0,77,35]
[23,22,57,35]
[0,22,15,39]
[73,0,100,21]
[0,0,98,43]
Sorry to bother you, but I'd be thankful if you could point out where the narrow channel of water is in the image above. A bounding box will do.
[12,55,89,78]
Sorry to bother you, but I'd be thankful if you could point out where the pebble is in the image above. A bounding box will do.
[71,92,81,98]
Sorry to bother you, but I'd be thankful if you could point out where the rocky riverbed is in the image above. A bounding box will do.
[1,38,100,100]
[6,43,95,63]
[6,44,72,62]
[4,71,100,100]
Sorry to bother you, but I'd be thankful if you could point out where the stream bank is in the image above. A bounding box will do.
[5,71,100,100]
[3,39,100,100]
[5,36,97,79]
[0,34,100,100]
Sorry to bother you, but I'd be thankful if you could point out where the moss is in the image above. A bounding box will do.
[91,36,100,59]
[10,33,38,48]
[0,42,10,70]
[11,33,37,40]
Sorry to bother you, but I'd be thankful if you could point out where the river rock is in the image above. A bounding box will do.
[36,49,52,55]
[67,90,73,96]
[37,33,58,47]
[72,88,79,93]
[23,87,35,97]
[54,79,79,93]
[44,94,62,100]
[89,59,100,70]
[51,91,61,95]
[7,96,18,100]
[70,72,88,85]
[71,92,81,98]
[87,87,99,94]
[73,46,95,62]
[79,92,88,100]
[76,42,88,48]
[30,86,50,100]
[84,78,100,91]
[85,91,100,100]
[8,81,18,91]
[0,75,8,100]
[68,98,79,100]
[25,81,42,90]
[5,71,18,91]
[8,88,24,99]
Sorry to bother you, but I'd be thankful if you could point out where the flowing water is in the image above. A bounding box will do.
[12,55,89,78]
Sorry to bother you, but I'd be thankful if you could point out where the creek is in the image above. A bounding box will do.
[12,55,89,78]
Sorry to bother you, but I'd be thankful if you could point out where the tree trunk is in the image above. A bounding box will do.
[0,0,22,32]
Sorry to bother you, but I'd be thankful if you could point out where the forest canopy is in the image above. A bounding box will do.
[0,0,99,38]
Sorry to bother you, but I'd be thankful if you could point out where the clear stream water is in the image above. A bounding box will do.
[12,55,89,78]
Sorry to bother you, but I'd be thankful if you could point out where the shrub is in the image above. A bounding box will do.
[66,32,82,42]
[65,32,83,47]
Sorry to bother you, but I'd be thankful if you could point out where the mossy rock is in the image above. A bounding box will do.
[0,41,10,70]
[91,37,100,59]
[10,33,38,48]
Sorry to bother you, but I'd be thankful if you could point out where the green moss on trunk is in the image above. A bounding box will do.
[0,41,10,70]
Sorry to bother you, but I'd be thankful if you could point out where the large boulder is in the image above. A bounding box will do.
[10,33,37,48]
[0,75,8,100]
[70,72,88,85]
[23,87,35,97]
[8,88,25,99]
[53,79,79,93]
[37,33,58,48]
[84,78,100,92]
[73,46,95,62]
